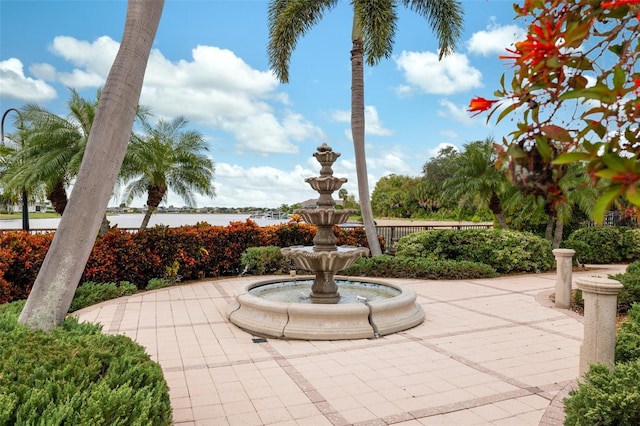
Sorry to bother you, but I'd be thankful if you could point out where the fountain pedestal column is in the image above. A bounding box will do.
[283,143,368,303]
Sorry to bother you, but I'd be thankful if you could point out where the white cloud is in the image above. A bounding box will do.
[426,143,459,159]
[395,51,482,95]
[202,162,319,207]
[440,130,459,139]
[49,35,119,78]
[437,99,475,125]
[467,23,526,56]
[0,58,57,102]
[40,36,323,156]
[329,105,393,137]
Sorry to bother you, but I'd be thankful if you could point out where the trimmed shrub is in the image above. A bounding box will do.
[146,278,173,291]
[69,281,137,313]
[341,255,498,279]
[616,303,640,363]
[0,232,53,303]
[394,229,554,274]
[564,226,639,264]
[564,361,640,426]
[612,260,640,313]
[0,301,172,425]
[241,246,291,275]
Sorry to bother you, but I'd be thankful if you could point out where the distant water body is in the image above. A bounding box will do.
[0,213,289,230]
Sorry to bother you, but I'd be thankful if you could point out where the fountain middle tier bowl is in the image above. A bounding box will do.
[228,276,425,340]
[281,246,369,272]
[296,208,356,226]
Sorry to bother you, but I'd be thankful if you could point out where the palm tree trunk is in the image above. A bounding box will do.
[545,216,554,242]
[140,207,154,230]
[488,191,509,229]
[553,216,563,249]
[47,180,68,215]
[99,214,111,236]
[140,185,164,230]
[19,0,165,330]
[351,37,382,256]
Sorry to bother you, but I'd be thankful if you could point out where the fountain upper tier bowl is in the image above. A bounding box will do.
[228,276,425,340]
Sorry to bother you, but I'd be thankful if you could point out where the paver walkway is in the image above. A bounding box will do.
[75,265,627,425]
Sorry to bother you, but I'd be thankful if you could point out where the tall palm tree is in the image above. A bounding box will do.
[121,116,215,230]
[268,0,464,256]
[2,89,98,215]
[20,0,165,330]
[444,138,510,228]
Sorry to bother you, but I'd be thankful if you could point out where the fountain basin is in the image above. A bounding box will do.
[228,276,424,340]
[296,209,355,226]
[281,246,369,271]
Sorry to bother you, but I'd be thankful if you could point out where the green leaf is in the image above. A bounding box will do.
[541,124,573,143]
[626,184,640,206]
[535,136,551,162]
[594,169,620,179]
[593,186,624,225]
[601,153,628,172]
[552,152,591,164]
[491,102,517,124]
[559,84,617,104]
[613,66,626,90]
[608,44,623,57]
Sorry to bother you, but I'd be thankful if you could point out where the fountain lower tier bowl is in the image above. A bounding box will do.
[228,276,425,340]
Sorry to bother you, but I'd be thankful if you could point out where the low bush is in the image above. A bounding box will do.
[612,260,640,313]
[564,361,640,426]
[616,303,640,363]
[394,229,554,274]
[146,278,174,291]
[241,246,291,275]
[0,301,172,425]
[69,281,138,313]
[341,255,498,279]
[564,227,639,264]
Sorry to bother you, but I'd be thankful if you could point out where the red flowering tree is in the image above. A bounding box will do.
[471,0,640,225]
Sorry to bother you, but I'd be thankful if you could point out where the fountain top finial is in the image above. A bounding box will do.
[317,143,332,153]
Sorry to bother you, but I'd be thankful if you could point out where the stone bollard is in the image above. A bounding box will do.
[553,249,575,309]
[576,276,623,376]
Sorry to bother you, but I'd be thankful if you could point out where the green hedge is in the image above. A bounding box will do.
[341,255,498,279]
[0,220,372,305]
[614,260,640,313]
[564,361,640,426]
[394,229,554,274]
[563,227,640,264]
[0,301,172,425]
[616,303,640,364]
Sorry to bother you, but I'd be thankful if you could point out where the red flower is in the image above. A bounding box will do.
[499,19,564,67]
[468,97,499,116]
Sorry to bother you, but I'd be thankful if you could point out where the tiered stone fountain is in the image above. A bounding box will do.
[228,144,424,340]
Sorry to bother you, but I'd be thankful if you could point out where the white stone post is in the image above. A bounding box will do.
[577,277,623,376]
[553,248,575,309]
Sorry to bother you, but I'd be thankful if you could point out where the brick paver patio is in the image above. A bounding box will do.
[75,265,627,425]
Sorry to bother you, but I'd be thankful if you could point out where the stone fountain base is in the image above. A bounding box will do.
[228,276,424,340]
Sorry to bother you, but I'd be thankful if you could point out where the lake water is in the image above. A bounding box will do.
[0,213,289,230]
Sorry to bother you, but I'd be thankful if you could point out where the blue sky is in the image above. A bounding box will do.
[0,0,526,208]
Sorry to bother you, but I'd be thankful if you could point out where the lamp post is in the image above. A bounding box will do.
[1,108,30,231]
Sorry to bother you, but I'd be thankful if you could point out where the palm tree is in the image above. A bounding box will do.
[19,0,165,330]
[268,0,464,256]
[3,90,96,215]
[121,116,215,230]
[444,138,510,228]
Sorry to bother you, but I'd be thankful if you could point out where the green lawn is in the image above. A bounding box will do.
[0,212,60,220]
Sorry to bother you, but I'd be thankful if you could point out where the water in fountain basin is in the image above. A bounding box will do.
[250,279,401,304]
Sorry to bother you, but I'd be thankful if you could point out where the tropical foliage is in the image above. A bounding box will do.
[120,116,215,230]
[474,0,640,224]
[267,0,465,256]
